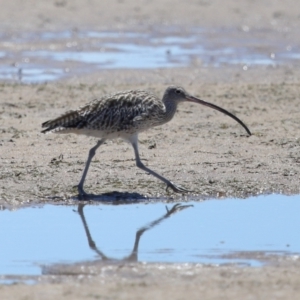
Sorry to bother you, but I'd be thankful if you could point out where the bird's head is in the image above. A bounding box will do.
[163,85,251,136]
[163,86,190,103]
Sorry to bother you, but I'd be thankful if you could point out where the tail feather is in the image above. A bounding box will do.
[41,110,82,133]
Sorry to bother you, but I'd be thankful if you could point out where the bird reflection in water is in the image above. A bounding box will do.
[77,203,193,262]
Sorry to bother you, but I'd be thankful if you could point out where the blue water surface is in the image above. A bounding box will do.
[0,194,299,275]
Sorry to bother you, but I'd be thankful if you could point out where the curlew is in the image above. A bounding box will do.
[42,86,251,198]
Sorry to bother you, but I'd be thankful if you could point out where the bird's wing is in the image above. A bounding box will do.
[81,91,164,131]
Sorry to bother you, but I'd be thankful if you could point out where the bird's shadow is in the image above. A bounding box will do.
[46,190,154,204]
[74,191,150,203]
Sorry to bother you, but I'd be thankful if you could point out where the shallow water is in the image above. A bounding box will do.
[0,28,299,83]
[0,194,299,277]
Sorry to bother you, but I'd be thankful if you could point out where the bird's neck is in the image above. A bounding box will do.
[162,98,178,123]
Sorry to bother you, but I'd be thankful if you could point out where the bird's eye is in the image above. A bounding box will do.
[175,89,181,94]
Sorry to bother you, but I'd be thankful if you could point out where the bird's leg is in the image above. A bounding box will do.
[78,139,106,198]
[130,137,190,193]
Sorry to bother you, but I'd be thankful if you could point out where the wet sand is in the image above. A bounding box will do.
[1,0,300,299]
[1,67,300,204]
[2,259,300,300]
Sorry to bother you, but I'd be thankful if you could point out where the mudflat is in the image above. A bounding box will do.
[1,0,300,299]
[1,70,300,205]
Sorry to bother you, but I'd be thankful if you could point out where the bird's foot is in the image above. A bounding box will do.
[166,181,191,193]
[78,186,93,200]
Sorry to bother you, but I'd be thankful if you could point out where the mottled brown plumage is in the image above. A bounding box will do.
[42,86,251,198]
[42,89,169,138]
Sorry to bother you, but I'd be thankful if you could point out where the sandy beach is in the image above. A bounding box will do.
[1,0,300,299]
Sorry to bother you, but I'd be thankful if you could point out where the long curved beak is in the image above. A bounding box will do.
[186,95,251,136]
